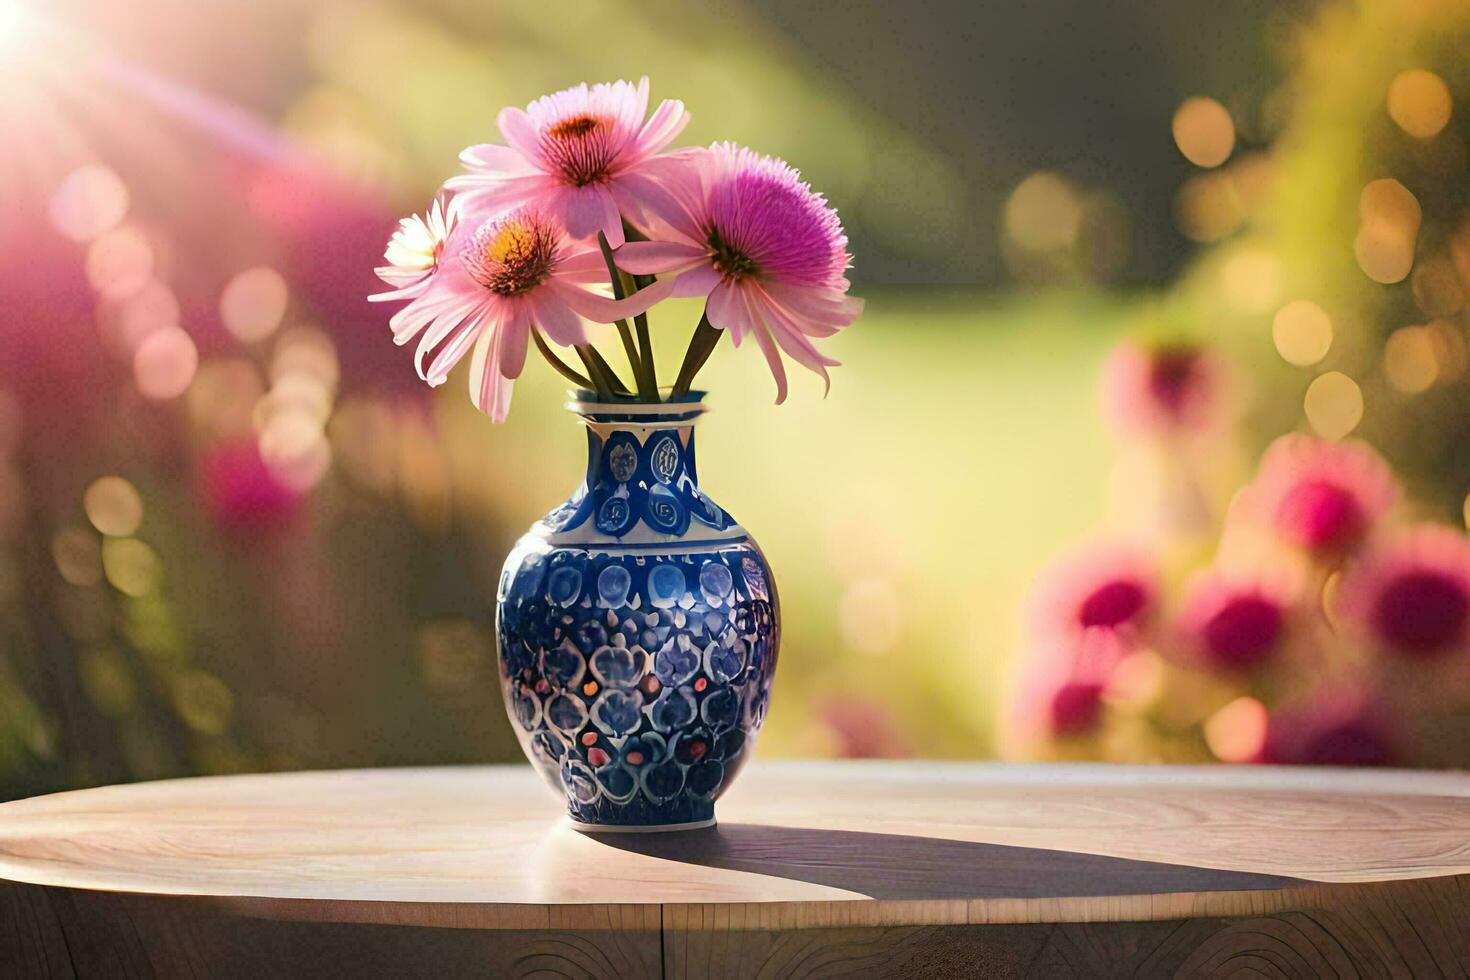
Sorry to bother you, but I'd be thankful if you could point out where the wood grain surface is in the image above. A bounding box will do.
[0,761,1467,978]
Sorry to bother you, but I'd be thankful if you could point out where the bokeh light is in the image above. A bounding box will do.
[1204,696,1268,763]
[51,527,103,586]
[133,326,199,400]
[1005,172,1082,251]
[101,537,162,598]
[1387,69,1452,140]
[1383,325,1439,394]
[83,476,144,537]
[220,267,289,343]
[1271,300,1333,366]
[1172,97,1236,168]
[1354,178,1420,284]
[49,165,130,243]
[1303,371,1363,440]
[85,225,154,300]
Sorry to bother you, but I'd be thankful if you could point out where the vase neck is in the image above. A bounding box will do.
[535,395,741,545]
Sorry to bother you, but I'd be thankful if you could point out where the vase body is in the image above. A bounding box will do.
[496,394,779,831]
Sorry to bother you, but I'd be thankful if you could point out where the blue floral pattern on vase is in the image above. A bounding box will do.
[496,393,779,830]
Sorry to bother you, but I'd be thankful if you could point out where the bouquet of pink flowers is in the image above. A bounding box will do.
[369,78,863,419]
[1011,339,1470,768]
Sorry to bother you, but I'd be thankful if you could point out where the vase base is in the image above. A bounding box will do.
[566,816,717,834]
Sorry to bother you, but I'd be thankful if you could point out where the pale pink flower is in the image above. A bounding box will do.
[616,143,863,402]
[445,78,689,247]
[1173,569,1294,673]
[1241,435,1398,556]
[372,196,460,298]
[1028,543,1158,642]
[369,206,671,422]
[1102,339,1227,436]
[1338,525,1470,660]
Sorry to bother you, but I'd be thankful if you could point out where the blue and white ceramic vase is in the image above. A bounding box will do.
[496,392,780,832]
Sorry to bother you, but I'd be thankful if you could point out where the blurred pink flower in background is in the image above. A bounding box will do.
[1102,339,1227,437]
[198,438,303,535]
[1173,570,1294,673]
[1339,526,1470,661]
[1261,691,1398,767]
[1030,543,1158,641]
[446,77,689,246]
[816,697,914,758]
[1014,627,1130,740]
[370,207,672,421]
[617,142,862,401]
[1242,435,1398,557]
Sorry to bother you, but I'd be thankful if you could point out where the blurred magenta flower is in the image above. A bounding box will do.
[617,142,862,401]
[1102,339,1226,436]
[370,207,672,421]
[1339,525,1470,660]
[1015,627,1129,740]
[1174,570,1292,673]
[1242,435,1397,556]
[446,77,689,246]
[1030,543,1158,640]
[1261,693,1397,767]
[198,438,303,535]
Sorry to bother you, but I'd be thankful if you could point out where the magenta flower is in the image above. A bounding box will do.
[1029,543,1158,641]
[1102,339,1227,437]
[370,206,672,421]
[1242,435,1398,556]
[1338,525,1470,660]
[445,78,689,247]
[1261,692,1398,767]
[1174,570,1293,672]
[616,143,863,402]
[1014,627,1128,741]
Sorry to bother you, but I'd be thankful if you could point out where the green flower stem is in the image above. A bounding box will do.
[533,328,594,389]
[622,221,661,401]
[598,231,659,401]
[579,344,632,396]
[671,312,723,398]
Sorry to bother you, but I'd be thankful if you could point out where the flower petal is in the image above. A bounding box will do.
[468,322,515,422]
[497,106,544,166]
[554,275,674,323]
[528,290,589,347]
[671,265,721,298]
[459,143,538,176]
[705,280,746,342]
[739,290,788,405]
[629,99,690,160]
[616,241,707,276]
[498,303,532,380]
[560,186,623,244]
[424,304,495,386]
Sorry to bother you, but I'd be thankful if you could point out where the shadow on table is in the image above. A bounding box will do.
[584,824,1305,900]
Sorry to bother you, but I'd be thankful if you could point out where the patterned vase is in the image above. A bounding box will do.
[496,392,780,831]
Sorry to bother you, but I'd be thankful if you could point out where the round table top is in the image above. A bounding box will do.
[1,761,1468,922]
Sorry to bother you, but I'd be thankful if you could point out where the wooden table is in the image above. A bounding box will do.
[0,762,1467,978]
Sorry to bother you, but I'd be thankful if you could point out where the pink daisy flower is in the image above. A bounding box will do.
[369,206,671,422]
[1261,691,1398,767]
[445,77,689,247]
[1102,339,1227,436]
[616,143,863,402]
[1029,543,1158,641]
[1173,570,1294,673]
[371,196,460,299]
[1338,525,1470,660]
[1242,435,1398,556]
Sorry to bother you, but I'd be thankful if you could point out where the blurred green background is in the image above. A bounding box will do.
[3,0,1468,796]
